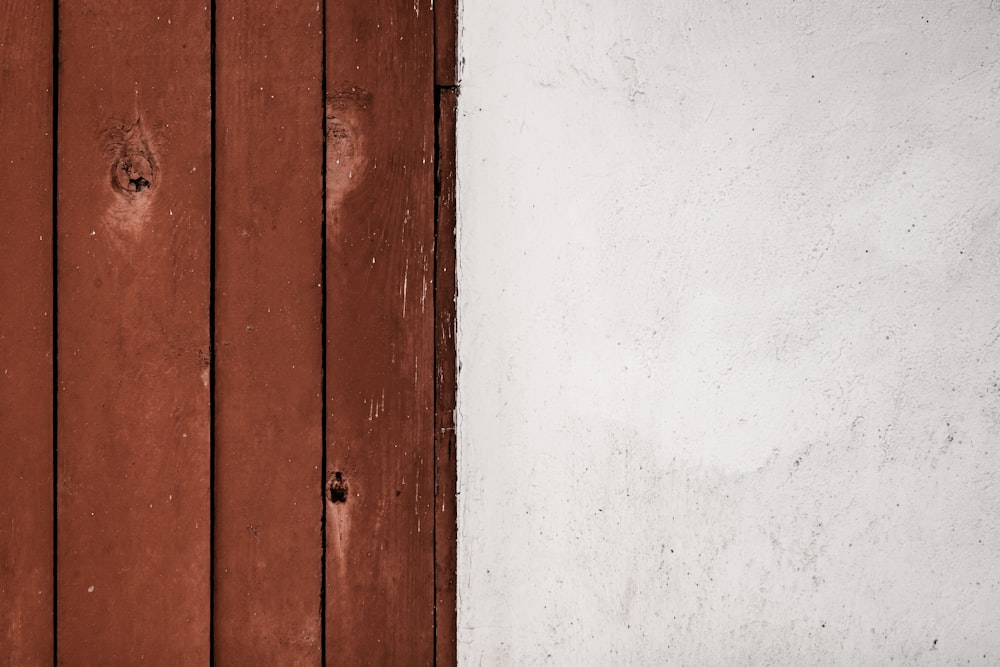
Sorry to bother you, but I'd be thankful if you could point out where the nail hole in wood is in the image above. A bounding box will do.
[328,471,348,504]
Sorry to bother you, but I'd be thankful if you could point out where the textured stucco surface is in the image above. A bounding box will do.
[456,1,1000,664]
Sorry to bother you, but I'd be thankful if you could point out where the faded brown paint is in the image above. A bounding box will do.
[434,0,459,87]
[0,2,53,663]
[435,87,459,667]
[56,2,211,662]
[324,0,438,662]
[213,2,325,663]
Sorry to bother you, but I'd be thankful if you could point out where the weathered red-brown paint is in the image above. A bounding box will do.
[213,2,325,663]
[1,0,458,661]
[324,0,438,662]
[0,2,54,663]
[435,0,459,87]
[435,87,459,667]
[56,2,211,662]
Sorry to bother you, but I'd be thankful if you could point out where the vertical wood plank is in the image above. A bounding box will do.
[434,87,459,667]
[213,2,325,663]
[56,2,211,662]
[0,2,54,663]
[324,0,437,663]
[434,0,459,87]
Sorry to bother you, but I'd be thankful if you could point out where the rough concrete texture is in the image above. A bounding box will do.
[456,1,1000,664]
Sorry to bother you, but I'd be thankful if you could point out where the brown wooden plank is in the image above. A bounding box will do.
[56,2,211,662]
[213,2,325,663]
[434,0,459,87]
[0,2,54,663]
[324,0,437,662]
[434,86,458,667]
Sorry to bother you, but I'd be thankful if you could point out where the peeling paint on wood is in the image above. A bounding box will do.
[324,0,437,662]
[1,0,457,662]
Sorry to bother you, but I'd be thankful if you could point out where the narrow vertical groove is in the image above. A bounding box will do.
[51,1,60,663]
[320,0,329,663]
[431,87,442,667]
[208,1,217,663]
[433,83,459,667]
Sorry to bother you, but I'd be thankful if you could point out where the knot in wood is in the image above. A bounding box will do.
[113,153,153,193]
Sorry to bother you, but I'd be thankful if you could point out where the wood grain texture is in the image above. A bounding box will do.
[324,0,437,662]
[213,2,324,663]
[434,87,458,667]
[0,2,53,663]
[434,0,459,87]
[56,2,211,662]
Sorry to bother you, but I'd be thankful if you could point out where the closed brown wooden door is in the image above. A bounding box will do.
[0,1,457,664]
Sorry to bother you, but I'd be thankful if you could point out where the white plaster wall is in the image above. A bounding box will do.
[456,1,1000,663]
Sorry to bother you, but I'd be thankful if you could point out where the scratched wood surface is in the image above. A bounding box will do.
[1,0,457,662]
[56,2,212,662]
[0,2,53,663]
[324,0,438,662]
[213,2,325,663]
